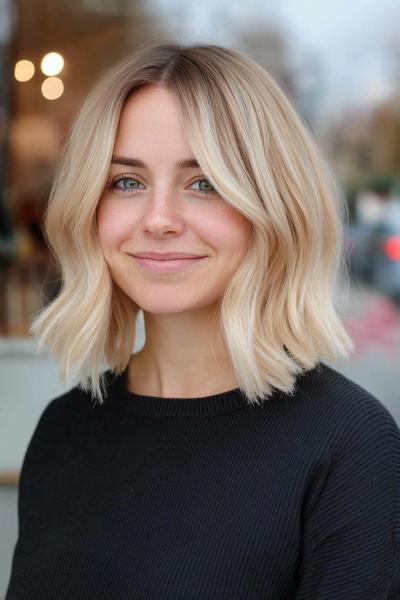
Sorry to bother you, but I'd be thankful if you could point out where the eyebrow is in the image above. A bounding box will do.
[111,156,200,169]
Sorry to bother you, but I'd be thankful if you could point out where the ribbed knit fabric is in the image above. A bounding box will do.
[5,361,400,599]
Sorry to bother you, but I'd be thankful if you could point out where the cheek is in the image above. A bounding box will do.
[97,203,132,249]
[205,206,251,255]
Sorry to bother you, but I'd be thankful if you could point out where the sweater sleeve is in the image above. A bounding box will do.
[15,394,69,539]
[6,391,83,600]
[294,396,400,600]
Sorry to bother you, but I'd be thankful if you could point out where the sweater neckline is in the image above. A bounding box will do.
[109,366,253,418]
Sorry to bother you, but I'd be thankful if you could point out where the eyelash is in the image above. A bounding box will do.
[107,174,216,196]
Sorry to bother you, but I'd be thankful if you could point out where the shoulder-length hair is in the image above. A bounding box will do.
[31,40,354,406]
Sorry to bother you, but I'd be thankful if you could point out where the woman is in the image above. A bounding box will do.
[6,41,400,599]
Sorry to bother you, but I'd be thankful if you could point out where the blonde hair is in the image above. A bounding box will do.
[31,40,354,405]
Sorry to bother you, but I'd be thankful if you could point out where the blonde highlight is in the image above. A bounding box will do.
[30,40,354,405]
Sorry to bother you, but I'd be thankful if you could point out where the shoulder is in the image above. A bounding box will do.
[296,363,400,552]
[277,362,400,493]
[32,385,90,440]
[25,368,117,454]
[38,368,116,418]
[297,363,400,509]
[19,369,119,487]
[293,361,398,440]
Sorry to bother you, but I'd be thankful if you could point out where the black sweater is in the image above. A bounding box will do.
[6,362,400,599]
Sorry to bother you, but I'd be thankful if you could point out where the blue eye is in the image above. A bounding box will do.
[190,178,216,194]
[110,176,144,192]
[108,175,216,195]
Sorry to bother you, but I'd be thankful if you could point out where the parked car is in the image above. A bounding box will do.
[344,223,375,285]
[345,220,400,305]
[369,221,400,304]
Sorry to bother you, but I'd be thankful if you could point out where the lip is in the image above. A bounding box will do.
[132,252,205,260]
[131,255,207,274]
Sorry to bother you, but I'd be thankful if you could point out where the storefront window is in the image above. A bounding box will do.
[0,0,165,336]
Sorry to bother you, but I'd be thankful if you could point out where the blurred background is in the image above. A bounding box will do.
[1,0,400,594]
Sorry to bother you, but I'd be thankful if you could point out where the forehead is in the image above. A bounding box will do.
[113,84,192,157]
[119,85,182,128]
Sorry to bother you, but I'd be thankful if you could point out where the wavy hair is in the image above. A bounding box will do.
[31,40,354,405]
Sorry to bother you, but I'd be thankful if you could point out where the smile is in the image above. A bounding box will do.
[131,256,207,274]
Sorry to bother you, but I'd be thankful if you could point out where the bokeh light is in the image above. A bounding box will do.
[40,52,64,76]
[41,77,64,100]
[14,60,35,82]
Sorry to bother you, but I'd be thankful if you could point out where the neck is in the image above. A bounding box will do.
[128,305,239,398]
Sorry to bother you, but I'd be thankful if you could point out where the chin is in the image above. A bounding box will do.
[132,296,216,315]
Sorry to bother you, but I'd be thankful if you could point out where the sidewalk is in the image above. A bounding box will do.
[328,280,400,423]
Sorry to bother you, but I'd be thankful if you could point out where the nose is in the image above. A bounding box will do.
[140,187,184,238]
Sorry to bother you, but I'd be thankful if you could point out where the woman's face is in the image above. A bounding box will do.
[97,83,252,314]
